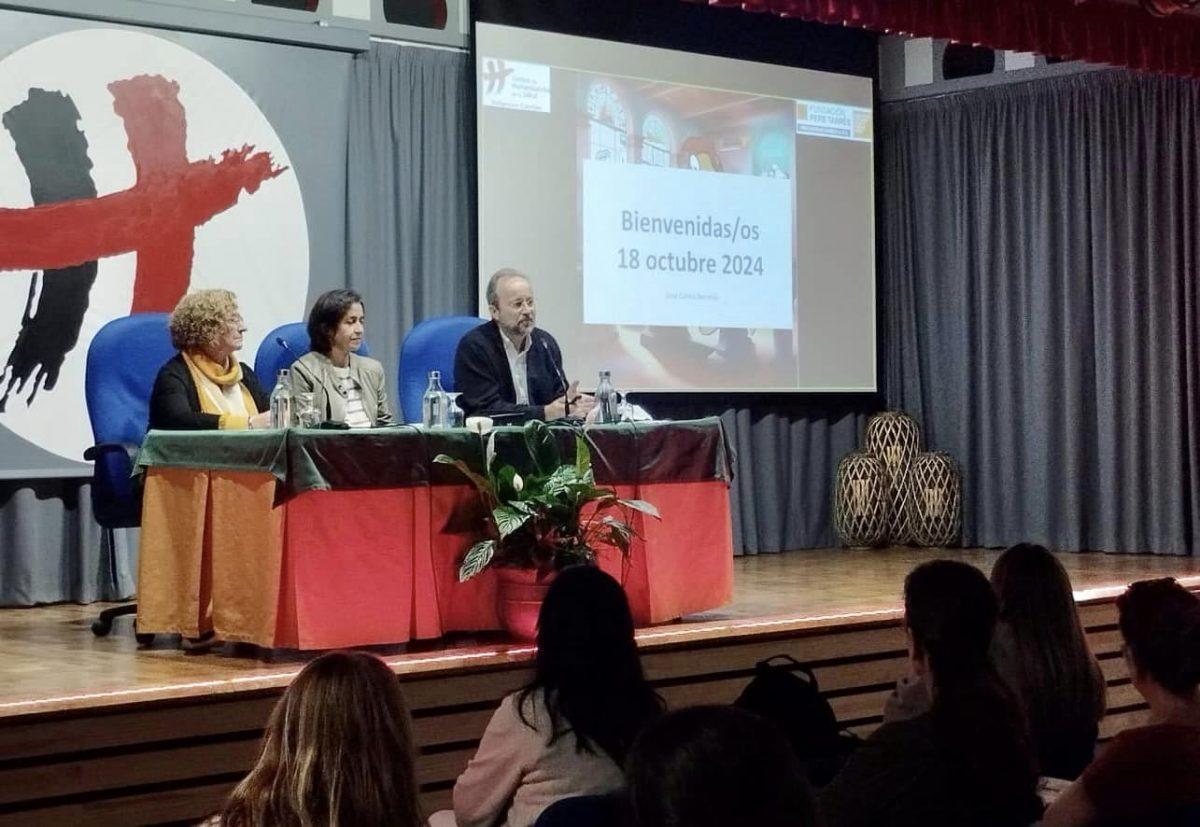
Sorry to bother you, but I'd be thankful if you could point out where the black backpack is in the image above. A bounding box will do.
[734,654,860,787]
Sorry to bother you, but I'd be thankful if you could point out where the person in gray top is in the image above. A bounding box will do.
[290,289,393,428]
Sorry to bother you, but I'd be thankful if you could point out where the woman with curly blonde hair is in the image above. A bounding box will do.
[217,651,423,827]
[149,289,271,430]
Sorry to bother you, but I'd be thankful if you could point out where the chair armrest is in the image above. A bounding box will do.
[83,442,140,462]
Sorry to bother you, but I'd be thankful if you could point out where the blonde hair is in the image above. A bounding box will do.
[221,652,422,827]
[169,289,240,352]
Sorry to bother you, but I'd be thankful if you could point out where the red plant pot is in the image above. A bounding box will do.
[495,567,555,641]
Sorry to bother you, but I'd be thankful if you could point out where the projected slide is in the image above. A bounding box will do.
[476,25,876,392]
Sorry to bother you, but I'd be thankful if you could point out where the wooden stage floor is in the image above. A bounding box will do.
[1,546,1197,716]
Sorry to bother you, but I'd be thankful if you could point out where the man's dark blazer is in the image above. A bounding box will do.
[454,321,566,422]
[148,354,270,430]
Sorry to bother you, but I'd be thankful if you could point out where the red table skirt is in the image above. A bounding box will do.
[138,469,733,649]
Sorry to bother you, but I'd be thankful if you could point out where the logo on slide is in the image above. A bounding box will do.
[0,29,309,463]
[480,57,551,114]
[482,59,514,94]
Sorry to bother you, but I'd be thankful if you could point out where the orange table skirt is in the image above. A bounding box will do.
[137,469,733,649]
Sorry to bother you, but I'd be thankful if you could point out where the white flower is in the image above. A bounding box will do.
[512,472,524,493]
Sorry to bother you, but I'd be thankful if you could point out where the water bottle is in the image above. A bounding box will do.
[595,370,619,424]
[422,370,448,428]
[269,368,293,429]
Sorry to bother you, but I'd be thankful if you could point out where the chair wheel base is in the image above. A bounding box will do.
[91,618,113,637]
[135,632,155,646]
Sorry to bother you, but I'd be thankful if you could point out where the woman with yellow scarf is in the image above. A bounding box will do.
[149,289,271,430]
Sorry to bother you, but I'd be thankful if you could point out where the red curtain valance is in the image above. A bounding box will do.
[685,0,1200,79]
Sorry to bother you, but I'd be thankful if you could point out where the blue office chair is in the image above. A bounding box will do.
[254,321,372,387]
[533,794,621,827]
[84,313,175,641]
[397,315,482,423]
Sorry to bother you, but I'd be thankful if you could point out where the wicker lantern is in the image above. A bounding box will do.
[905,451,962,548]
[864,411,923,544]
[834,451,890,548]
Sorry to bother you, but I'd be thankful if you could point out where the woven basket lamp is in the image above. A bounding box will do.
[864,411,923,544]
[905,451,962,548]
[834,451,890,548]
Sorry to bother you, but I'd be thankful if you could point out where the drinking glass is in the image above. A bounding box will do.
[446,392,465,428]
[293,392,320,428]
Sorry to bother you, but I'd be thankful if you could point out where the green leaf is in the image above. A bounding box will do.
[598,514,635,540]
[495,465,522,501]
[574,435,592,480]
[543,464,582,498]
[493,504,532,537]
[618,498,661,519]
[458,540,496,582]
[524,420,560,477]
[434,454,495,501]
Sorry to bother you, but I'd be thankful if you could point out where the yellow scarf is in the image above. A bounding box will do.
[181,350,259,430]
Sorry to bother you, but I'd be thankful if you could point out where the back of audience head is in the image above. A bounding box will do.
[626,705,817,827]
[904,559,1040,822]
[1118,577,1200,700]
[221,651,421,827]
[520,565,662,765]
[991,545,1106,745]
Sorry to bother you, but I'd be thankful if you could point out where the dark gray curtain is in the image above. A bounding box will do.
[0,479,136,604]
[641,397,872,555]
[346,41,475,408]
[881,70,1200,556]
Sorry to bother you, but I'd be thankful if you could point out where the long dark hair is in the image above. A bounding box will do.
[991,544,1106,773]
[306,289,363,356]
[221,652,421,827]
[904,560,1041,826]
[517,565,663,764]
[1118,577,1200,698]
[626,705,817,827]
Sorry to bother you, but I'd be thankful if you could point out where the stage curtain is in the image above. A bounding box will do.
[642,397,870,555]
[345,41,476,411]
[880,70,1200,555]
[690,0,1200,80]
[0,479,136,604]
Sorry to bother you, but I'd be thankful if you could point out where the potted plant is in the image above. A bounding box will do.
[433,420,659,639]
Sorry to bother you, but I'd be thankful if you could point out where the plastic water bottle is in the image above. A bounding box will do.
[422,370,448,428]
[595,370,619,424]
[269,368,293,429]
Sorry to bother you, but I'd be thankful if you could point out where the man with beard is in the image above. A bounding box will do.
[455,268,595,422]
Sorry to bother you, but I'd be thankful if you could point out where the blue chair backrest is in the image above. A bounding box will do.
[398,315,483,424]
[254,321,372,386]
[534,794,621,827]
[84,313,175,528]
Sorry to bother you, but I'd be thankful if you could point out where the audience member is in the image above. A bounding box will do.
[626,705,818,827]
[990,543,1106,779]
[149,289,270,430]
[218,651,422,827]
[1042,577,1200,826]
[442,566,662,827]
[819,559,1042,827]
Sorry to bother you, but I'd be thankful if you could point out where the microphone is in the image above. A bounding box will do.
[540,337,572,416]
[275,336,301,364]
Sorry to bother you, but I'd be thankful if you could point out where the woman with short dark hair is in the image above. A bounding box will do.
[218,651,422,827]
[444,566,662,827]
[990,543,1106,779]
[820,560,1042,827]
[290,289,393,427]
[626,705,817,827]
[1043,578,1200,826]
